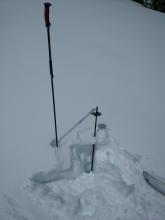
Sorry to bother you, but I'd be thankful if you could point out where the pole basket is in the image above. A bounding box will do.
[91,111,102,117]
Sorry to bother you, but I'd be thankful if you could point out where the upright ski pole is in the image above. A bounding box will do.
[91,106,102,171]
[44,2,58,147]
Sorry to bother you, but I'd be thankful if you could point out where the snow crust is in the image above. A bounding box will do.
[1,125,164,220]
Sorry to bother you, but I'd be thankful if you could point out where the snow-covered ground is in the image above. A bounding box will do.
[0,0,165,219]
[1,125,165,219]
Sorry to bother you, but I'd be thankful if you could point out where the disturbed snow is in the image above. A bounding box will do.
[1,124,165,220]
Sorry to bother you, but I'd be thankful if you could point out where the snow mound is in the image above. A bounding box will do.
[28,124,165,220]
[1,124,164,220]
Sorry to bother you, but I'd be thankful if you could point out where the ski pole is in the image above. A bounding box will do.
[44,2,58,147]
[59,108,95,143]
[91,106,102,171]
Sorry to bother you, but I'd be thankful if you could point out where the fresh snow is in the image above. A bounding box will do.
[1,0,165,219]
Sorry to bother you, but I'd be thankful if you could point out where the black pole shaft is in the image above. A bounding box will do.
[46,26,58,147]
[91,106,99,171]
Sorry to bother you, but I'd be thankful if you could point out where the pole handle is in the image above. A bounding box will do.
[44,2,51,27]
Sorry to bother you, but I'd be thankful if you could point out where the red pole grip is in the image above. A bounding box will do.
[44,2,51,27]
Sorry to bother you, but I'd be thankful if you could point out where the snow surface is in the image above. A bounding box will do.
[1,0,165,219]
[1,125,165,220]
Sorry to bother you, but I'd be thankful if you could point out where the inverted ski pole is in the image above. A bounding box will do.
[91,106,102,172]
[44,2,58,147]
[59,108,95,142]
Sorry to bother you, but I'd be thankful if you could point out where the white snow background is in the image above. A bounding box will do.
[0,0,165,219]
